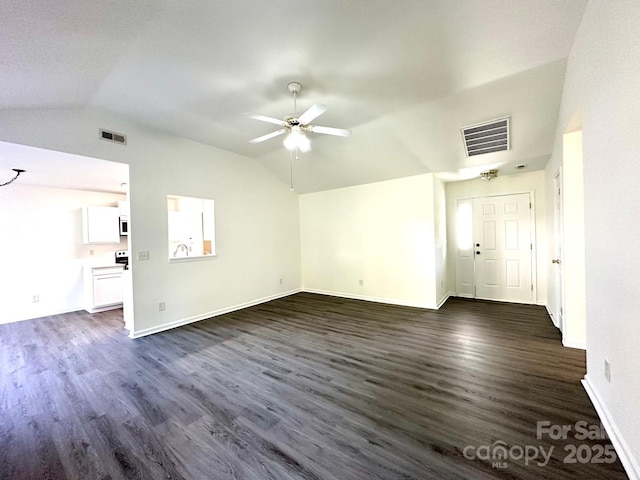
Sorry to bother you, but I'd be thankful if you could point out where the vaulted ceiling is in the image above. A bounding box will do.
[1,1,587,193]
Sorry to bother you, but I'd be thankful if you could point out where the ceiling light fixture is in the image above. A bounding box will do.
[480,169,498,181]
[283,125,311,153]
[1,168,26,187]
[249,82,351,191]
[249,82,351,152]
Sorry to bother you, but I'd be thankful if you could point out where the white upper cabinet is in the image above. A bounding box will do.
[118,200,130,216]
[82,206,120,244]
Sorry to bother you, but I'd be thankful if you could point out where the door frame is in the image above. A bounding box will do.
[552,168,565,332]
[455,190,538,304]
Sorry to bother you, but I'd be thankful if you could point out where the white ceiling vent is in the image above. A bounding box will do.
[461,117,510,157]
[99,128,127,145]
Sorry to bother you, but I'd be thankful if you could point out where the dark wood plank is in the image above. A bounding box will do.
[0,294,629,479]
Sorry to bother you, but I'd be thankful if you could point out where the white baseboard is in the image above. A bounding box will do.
[545,304,559,328]
[302,288,437,309]
[129,289,301,339]
[436,293,451,309]
[582,375,640,480]
[544,305,585,350]
[562,337,586,350]
[1,305,84,325]
[453,293,474,299]
[84,303,123,314]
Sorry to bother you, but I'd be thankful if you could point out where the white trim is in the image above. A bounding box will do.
[455,190,538,304]
[450,293,540,308]
[545,304,559,328]
[473,295,536,305]
[84,303,123,314]
[168,254,217,264]
[1,305,85,325]
[454,293,474,299]
[129,289,301,339]
[562,337,586,350]
[302,288,437,309]
[553,166,565,336]
[529,190,539,305]
[436,293,450,309]
[582,375,640,480]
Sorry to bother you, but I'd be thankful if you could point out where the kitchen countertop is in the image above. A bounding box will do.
[82,259,125,268]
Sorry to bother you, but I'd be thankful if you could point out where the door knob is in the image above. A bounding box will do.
[475,251,481,255]
[476,243,480,247]
[552,259,561,264]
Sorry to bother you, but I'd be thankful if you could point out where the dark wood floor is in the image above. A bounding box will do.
[0,293,628,479]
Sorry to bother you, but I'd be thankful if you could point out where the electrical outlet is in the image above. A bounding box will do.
[158,301,166,312]
[89,249,95,256]
[358,279,364,286]
[32,294,39,303]
[604,359,610,382]
[138,251,150,261]
[279,278,283,285]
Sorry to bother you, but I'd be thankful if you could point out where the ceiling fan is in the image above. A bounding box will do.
[249,82,351,153]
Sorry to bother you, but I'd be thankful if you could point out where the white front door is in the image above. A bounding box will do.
[455,198,475,297]
[472,194,533,303]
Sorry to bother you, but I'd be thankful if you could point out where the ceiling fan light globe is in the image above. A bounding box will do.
[283,130,311,152]
[298,135,311,153]
[283,132,297,151]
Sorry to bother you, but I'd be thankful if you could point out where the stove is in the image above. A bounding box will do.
[115,250,129,269]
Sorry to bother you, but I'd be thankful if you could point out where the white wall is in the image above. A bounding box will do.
[433,176,448,305]
[0,108,301,337]
[0,184,127,323]
[300,174,443,308]
[544,2,640,477]
[561,131,586,348]
[445,170,547,304]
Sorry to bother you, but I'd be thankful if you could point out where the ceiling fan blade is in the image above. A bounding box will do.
[297,104,327,125]
[248,114,287,126]
[249,128,288,144]
[307,125,352,137]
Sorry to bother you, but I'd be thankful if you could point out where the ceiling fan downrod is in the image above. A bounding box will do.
[248,81,350,156]
[287,82,302,115]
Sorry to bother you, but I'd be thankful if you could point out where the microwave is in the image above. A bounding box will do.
[119,215,129,236]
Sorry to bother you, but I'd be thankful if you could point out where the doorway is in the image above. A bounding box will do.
[552,170,564,331]
[456,193,535,303]
[0,141,133,329]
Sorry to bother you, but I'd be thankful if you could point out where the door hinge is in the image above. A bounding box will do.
[529,202,532,209]
[530,243,533,250]
[531,284,534,291]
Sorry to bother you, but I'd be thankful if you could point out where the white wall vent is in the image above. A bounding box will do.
[99,128,127,145]
[461,117,510,157]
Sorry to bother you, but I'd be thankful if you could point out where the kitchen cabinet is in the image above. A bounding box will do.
[118,200,130,216]
[82,206,120,244]
[84,265,124,313]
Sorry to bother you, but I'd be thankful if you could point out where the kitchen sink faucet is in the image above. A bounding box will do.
[173,244,189,257]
